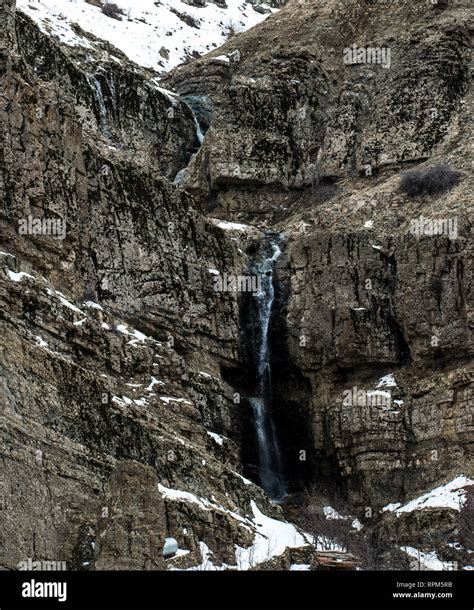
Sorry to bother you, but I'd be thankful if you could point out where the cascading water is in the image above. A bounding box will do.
[173,105,205,185]
[194,117,205,146]
[247,237,286,502]
[88,75,109,133]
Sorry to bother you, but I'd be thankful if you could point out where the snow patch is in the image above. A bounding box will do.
[35,335,48,349]
[17,0,277,75]
[234,501,309,570]
[376,374,397,388]
[198,371,212,378]
[56,291,83,314]
[231,471,253,486]
[159,396,192,405]
[211,218,251,232]
[400,547,455,571]
[147,377,164,391]
[383,476,473,514]
[83,301,103,311]
[207,431,225,446]
[6,269,34,282]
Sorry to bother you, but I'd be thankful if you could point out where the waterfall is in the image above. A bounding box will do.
[173,107,205,185]
[248,237,286,502]
[88,75,109,134]
[194,117,205,146]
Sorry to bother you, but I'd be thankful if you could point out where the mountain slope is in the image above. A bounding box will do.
[17,0,278,74]
[1,0,473,573]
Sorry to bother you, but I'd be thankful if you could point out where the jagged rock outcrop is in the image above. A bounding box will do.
[1,0,246,363]
[15,12,199,179]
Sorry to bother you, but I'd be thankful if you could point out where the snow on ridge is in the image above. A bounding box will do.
[158,484,210,511]
[383,475,474,515]
[17,0,278,75]
[55,291,84,314]
[157,484,250,528]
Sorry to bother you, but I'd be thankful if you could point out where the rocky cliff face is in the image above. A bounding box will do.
[166,0,473,565]
[1,0,473,572]
[0,0,282,571]
[166,0,471,219]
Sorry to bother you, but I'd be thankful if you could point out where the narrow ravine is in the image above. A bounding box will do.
[246,235,287,502]
[173,101,206,185]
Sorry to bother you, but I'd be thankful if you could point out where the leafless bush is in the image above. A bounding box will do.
[459,485,474,550]
[314,182,338,203]
[347,531,384,570]
[101,1,123,21]
[226,18,243,39]
[297,487,352,552]
[400,164,461,198]
[296,486,387,568]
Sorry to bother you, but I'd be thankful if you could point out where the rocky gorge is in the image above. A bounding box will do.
[0,0,473,575]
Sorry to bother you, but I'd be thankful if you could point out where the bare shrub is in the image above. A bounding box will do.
[459,485,474,550]
[347,531,384,570]
[296,486,387,568]
[297,487,352,552]
[400,164,461,198]
[226,18,243,39]
[169,7,200,29]
[314,182,337,203]
[101,1,123,21]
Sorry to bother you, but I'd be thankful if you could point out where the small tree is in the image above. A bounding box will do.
[298,487,352,552]
[347,531,383,570]
[459,485,474,551]
[101,1,123,21]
